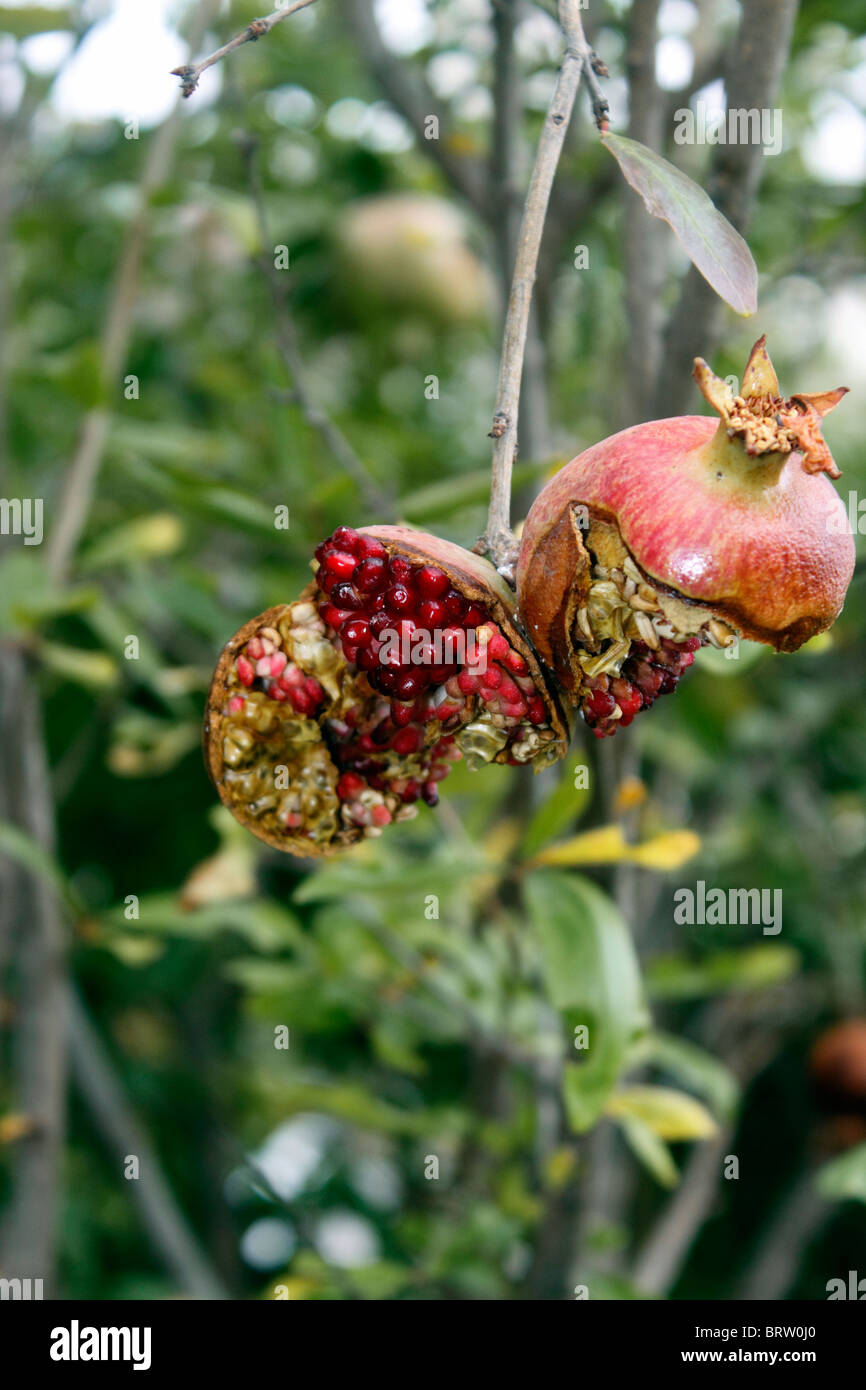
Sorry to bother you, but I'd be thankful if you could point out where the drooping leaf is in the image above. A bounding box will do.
[616,1115,680,1188]
[601,132,758,315]
[528,824,700,871]
[646,944,800,1000]
[639,1032,740,1124]
[605,1085,717,1140]
[525,870,649,1131]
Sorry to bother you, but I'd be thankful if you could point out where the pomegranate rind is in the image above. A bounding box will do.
[517,414,855,654]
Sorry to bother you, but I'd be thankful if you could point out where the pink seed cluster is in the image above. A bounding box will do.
[232,627,325,716]
[582,636,702,738]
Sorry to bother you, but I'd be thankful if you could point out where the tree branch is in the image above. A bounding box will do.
[67,987,230,1299]
[239,137,394,518]
[481,1,607,574]
[653,0,798,417]
[172,0,318,98]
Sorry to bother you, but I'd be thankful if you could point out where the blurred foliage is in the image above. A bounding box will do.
[1,0,865,1300]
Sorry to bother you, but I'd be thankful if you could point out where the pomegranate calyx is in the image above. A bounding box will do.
[693,335,847,479]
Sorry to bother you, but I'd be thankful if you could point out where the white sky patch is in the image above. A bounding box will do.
[659,0,699,35]
[314,1210,381,1269]
[51,0,219,126]
[803,98,866,184]
[19,30,75,75]
[656,35,694,91]
[374,0,434,56]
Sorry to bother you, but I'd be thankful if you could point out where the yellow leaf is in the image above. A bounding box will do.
[629,829,701,871]
[529,824,700,872]
[614,776,647,813]
[605,1085,717,1140]
[0,1113,38,1145]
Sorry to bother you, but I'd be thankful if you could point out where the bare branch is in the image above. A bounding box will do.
[346,0,487,218]
[172,0,318,99]
[239,137,393,518]
[48,0,223,587]
[653,0,798,417]
[67,987,230,1299]
[481,1,606,573]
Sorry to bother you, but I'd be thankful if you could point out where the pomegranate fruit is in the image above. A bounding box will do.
[205,526,569,855]
[517,337,855,738]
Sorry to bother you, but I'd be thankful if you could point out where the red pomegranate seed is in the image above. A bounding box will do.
[498,678,520,703]
[389,556,412,584]
[487,632,509,660]
[337,772,365,800]
[391,701,414,726]
[417,598,446,629]
[289,687,313,714]
[385,584,415,615]
[369,611,393,637]
[457,671,480,695]
[342,617,372,647]
[322,550,357,580]
[504,650,528,674]
[330,581,362,610]
[357,645,381,671]
[462,603,485,628]
[415,565,449,598]
[236,655,254,686]
[436,702,460,721]
[322,605,355,631]
[370,804,392,827]
[395,671,426,700]
[332,526,361,553]
[356,536,387,561]
[440,625,465,661]
[246,637,264,660]
[586,689,616,719]
[402,780,420,803]
[392,727,421,755]
[477,664,501,688]
[527,696,546,724]
[501,700,527,720]
[269,651,288,678]
[269,685,289,702]
[422,781,440,806]
[443,590,465,620]
[354,556,388,592]
[304,676,324,703]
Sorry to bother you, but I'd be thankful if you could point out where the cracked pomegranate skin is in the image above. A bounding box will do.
[518,414,853,651]
[518,339,855,657]
[204,525,569,856]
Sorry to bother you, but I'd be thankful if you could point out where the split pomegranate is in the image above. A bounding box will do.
[516,337,855,738]
[205,525,568,855]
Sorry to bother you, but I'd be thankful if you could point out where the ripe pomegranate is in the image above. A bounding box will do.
[205,526,568,855]
[517,337,854,738]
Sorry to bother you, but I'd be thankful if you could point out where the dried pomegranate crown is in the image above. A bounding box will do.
[516,336,855,737]
[204,526,568,856]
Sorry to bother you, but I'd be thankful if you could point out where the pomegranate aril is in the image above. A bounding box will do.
[337,772,365,800]
[504,650,528,674]
[355,535,387,561]
[354,557,388,592]
[385,584,416,615]
[330,581,362,610]
[389,556,412,584]
[527,696,546,725]
[369,611,393,638]
[395,671,426,701]
[415,565,449,598]
[391,702,414,726]
[322,550,357,580]
[402,780,420,803]
[341,617,372,647]
[357,645,380,671]
[417,598,446,629]
[322,605,355,631]
[422,781,440,806]
[370,804,392,827]
[332,526,361,553]
[586,689,616,719]
[487,632,509,661]
[236,655,254,686]
[457,671,480,695]
[443,590,465,621]
[462,603,485,627]
[392,727,421,755]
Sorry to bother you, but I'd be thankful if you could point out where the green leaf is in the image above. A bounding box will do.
[816,1143,866,1205]
[617,1115,680,1188]
[641,1032,740,1124]
[396,460,546,521]
[605,1085,717,1140]
[521,763,591,857]
[525,870,649,1131]
[646,945,800,1000]
[601,132,758,316]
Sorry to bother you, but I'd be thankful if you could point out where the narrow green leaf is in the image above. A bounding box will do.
[521,763,591,857]
[816,1142,866,1205]
[525,870,650,1131]
[617,1115,680,1189]
[602,132,758,316]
